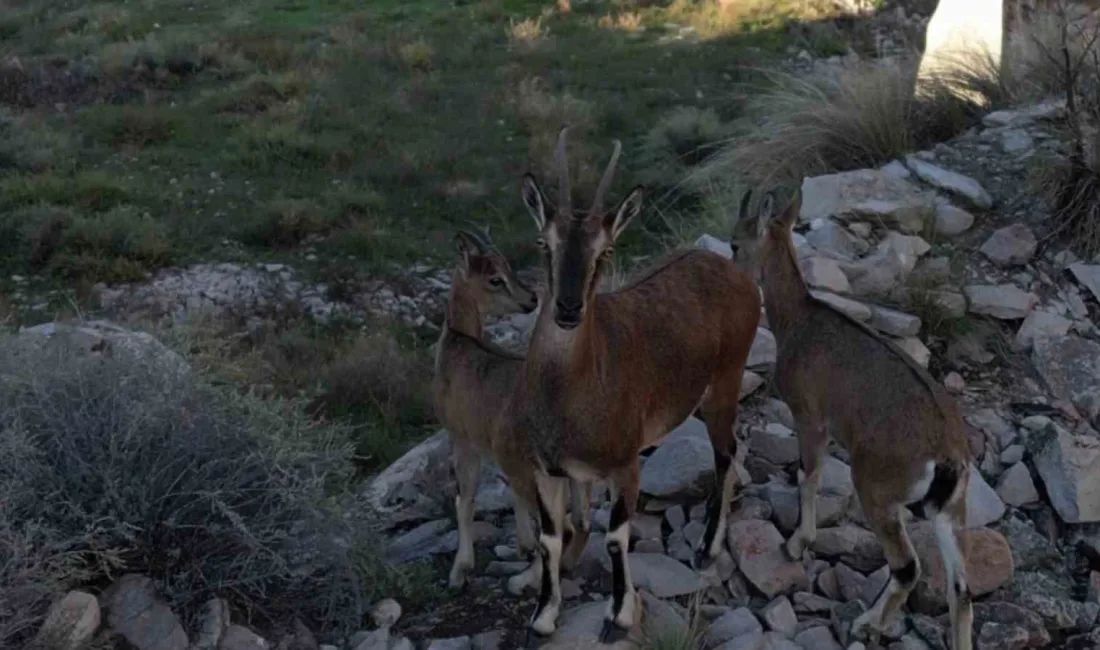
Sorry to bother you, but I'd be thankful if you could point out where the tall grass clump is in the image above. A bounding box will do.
[693,59,980,188]
[0,335,368,646]
[1020,2,1100,258]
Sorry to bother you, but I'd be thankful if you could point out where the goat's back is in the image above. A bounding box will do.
[774,299,970,498]
[532,249,760,469]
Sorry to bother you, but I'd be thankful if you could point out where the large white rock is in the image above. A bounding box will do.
[696,233,733,259]
[34,591,101,650]
[967,465,1007,527]
[1015,309,1072,352]
[983,99,1065,127]
[640,417,714,498]
[727,520,807,598]
[628,553,706,597]
[1032,336,1100,422]
[1032,425,1100,523]
[804,219,869,261]
[896,337,931,368]
[749,327,777,368]
[905,156,993,210]
[964,284,1038,319]
[800,169,935,234]
[709,608,762,646]
[801,256,851,294]
[934,203,975,237]
[840,233,929,299]
[870,306,922,338]
[1069,263,1100,303]
[365,430,450,511]
[980,224,1037,267]
[810,291,872,322]
[18,320,189,377]
[997,463,1040,507]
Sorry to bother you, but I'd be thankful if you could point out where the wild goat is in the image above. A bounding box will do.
[730,189,973,650]
[432,226,591,593]
[514,128,761,642]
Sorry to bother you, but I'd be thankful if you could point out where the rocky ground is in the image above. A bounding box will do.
[25,98,1100,650]
[351,98,1100,650]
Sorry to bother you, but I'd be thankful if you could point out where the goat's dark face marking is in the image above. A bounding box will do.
[520,129,642,330]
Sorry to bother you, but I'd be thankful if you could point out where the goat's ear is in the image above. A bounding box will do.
[775,188,802,228]
[454,231,477,269]
[738,189,753,222]
[604,186,643,242]
[521,174,549,231]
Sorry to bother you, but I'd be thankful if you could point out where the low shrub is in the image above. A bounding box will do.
[0,336,367,646]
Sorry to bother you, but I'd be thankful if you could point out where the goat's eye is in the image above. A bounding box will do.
[536,237,548,250]
[489,277,505,287]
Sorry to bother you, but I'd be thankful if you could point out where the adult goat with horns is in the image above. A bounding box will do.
[512,127,761,643]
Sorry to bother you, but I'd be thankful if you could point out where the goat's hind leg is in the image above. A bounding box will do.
[939,469,973,650]
[850,505,919,645]
[562,479,591,573]
[694,374,745,570]
[448,437,482,589]
[785,420,827,561]
[508,475,544,596]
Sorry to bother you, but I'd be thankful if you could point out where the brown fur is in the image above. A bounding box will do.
[515,129,762,638]
[432,231,590,592]
[732,189,973,650]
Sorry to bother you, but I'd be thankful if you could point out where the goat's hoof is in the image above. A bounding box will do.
[598,619,629,645]
[782,538,804,563]
[691,547,716,572]
[524,628,552,649]
[447,571,471,592]
[848,617,879,646]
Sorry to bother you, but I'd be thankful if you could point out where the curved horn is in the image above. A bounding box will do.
[556,126,572,217]
[590,139,622,216]
[458,221,493,253]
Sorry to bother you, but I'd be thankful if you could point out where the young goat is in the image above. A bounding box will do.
[433,226,591,593]
[730,189,974,650]
[514,128,761,643]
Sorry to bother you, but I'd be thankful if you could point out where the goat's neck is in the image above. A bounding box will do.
[527,296,600,380]
[444,272,485,341]
[759,237,812,343]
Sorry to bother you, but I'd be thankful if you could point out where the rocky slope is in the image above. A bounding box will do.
[26,99,1100,650]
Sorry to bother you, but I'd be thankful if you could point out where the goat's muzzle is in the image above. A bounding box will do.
[553,299,583,329]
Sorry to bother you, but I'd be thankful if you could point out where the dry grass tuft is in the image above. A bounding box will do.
[598,11,644,33]
[512,76,603,197]
[398,40,435,71]
[508,16,548,49]
[693,59,978,189]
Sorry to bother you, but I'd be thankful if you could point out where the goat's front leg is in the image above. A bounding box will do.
[448,437,481,589]
[601,462,641,644]
[508,474,543,596]
[526,473,568,645]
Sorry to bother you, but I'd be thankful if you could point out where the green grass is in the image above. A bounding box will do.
[0,0,876,288]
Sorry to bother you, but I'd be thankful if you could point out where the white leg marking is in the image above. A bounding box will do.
[906,460,938,503]
[507,551,542,595]
[448,493,476,588]
[605,520,638,628]
[706,462,738,558]
[787,468,820,559]
[935,512,973,650]
[531,533,563,635]
[530,475,568,636]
